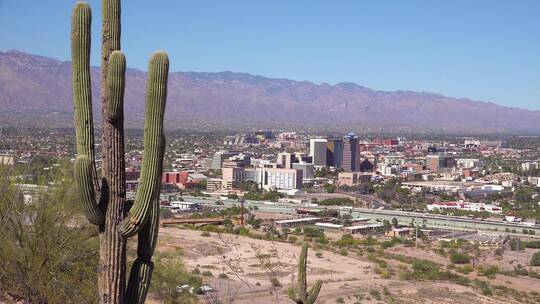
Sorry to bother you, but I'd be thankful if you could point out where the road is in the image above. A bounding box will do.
[179,195,540,237]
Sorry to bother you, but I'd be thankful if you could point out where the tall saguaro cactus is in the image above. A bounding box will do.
[295,244,323,304]
[71,1,168,303]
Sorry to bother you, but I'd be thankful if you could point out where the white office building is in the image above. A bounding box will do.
[249,167,303,191]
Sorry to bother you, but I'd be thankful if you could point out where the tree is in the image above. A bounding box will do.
[150,258,201,303]
[324,183,336,193]
[357,182,375,195]
[382,219,392,232]
[0,164,98,303]
[237,180,258,192]
[303,227,325,238]
[70,2,168,303]
[391,217,399,228]
[341,214,353,227]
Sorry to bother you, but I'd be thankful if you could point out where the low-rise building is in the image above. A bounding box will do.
[315,222,343,232]
[222,167,245,190]
[275,217,319,228]
[0,153,16,165]
[342,223,384,235]
[337,172,371,187]
[427,201,502,214]
[206,178,223,191]
[385,227,412,237]
[168,201,202,213]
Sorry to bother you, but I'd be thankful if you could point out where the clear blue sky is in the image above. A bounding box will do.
[1,0,539,110]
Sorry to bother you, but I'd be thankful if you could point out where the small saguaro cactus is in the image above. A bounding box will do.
[295,243,323,304]
[71,1,168,303]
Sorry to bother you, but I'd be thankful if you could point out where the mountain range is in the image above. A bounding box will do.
[1,49,539,134]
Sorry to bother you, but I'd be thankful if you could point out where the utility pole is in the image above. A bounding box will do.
[414,217,418,248]
[415,224,418,248]
[240,197,245,227]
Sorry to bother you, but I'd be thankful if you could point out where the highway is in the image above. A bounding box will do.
[179,195,540,237]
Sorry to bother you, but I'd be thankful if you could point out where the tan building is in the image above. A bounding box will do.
[337,172,371,186]
[222,167,245,190]
[385,228,412,237]
[0,154,15,165]
[206,178,223,191]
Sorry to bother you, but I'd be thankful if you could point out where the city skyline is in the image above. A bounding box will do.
[2,1,540,303]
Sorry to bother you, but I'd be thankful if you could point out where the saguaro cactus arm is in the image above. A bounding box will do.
[295,243,323,304]
[74,156,104,225]
[71,1,95,160]
[119,52,169,238]
[298,243,308,303]
[71,2,104,226]
[106,51,126,122]
[125,136,164,303]
[306,280,322,304]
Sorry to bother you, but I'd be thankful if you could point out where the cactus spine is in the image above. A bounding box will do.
[70,1,168,303]
[295,244,323,304]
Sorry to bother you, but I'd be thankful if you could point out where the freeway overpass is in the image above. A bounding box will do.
[180,196,540,237]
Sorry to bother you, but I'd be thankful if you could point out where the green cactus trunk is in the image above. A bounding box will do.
[295,244,323,304]
[70,1,168,303]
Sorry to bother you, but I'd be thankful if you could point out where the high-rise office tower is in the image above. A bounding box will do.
[342,133,359,172]
[326,139,343,168]
[309,139,327,167]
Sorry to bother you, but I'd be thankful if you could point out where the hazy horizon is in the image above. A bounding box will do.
[1,1,539,110]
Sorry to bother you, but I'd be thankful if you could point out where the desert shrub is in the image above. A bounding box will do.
[478,265,500,278]
[450,251,471,264]
[530,252,540,266]
[303,227,324,238]
[151,259,202,304]
[202,270,213,277]
[233,226,250,236]
[359,236,379,246]
[218,273,229,279]
[456,264,474,274]
[380,237,401,249]
[316,236,329,244]
[369,289,381,300]
[367,254,388,268]
[160,207,174,219]
[200,224,222,233]
[0,169,99,303]
[494,247,504,256]
[474,279,493,296]
[335,233,357,247]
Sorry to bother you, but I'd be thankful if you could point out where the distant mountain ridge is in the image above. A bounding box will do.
[1,49,539,133]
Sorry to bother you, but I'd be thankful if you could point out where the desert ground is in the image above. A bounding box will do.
[150,226,540,304]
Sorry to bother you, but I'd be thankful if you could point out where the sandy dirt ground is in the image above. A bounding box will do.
[153,227,536,303]
[387,245,540,293]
